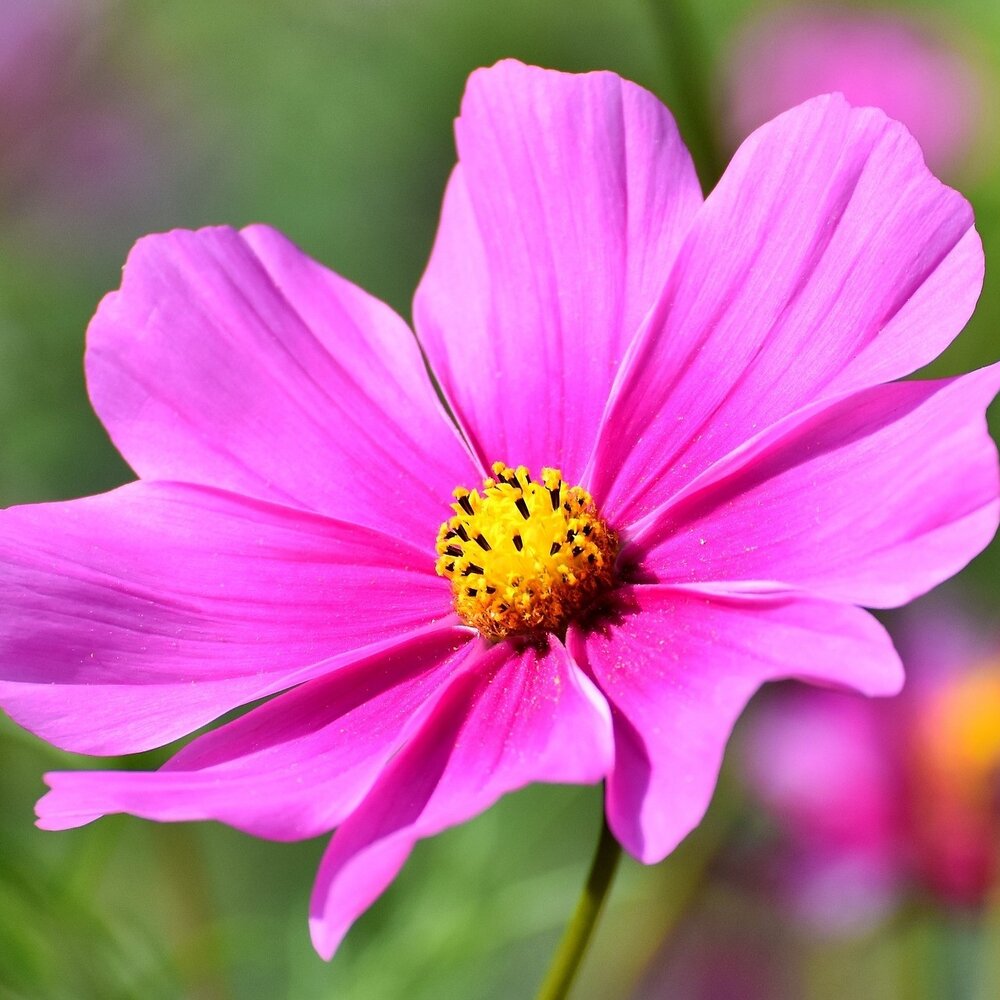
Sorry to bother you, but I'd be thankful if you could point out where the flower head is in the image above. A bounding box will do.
[725,6,982,174]
[0,61,997,958]
[435,462,619,640]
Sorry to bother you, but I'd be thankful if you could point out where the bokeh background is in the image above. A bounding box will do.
[1,1,999,997]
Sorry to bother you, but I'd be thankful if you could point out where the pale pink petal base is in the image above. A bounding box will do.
[308,637,613,959]
[569,585,902,864]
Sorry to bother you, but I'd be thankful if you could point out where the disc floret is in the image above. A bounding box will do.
[435,462,619,641]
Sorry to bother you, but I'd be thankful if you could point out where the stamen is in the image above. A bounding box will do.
[435,462,619,641]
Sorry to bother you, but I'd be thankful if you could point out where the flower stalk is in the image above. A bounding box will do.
[535,811,622,1000]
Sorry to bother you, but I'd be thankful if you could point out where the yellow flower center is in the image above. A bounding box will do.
[435,462,619,641]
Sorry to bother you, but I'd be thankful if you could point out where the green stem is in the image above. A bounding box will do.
[983,884,1000,1000]
[534,812,622,1000]
[933,908,981,1000]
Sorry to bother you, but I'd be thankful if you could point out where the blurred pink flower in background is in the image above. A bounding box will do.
[743,597,1000,933]
[0,0,93,143]
[726,5,982,174]
[0,0,191,248]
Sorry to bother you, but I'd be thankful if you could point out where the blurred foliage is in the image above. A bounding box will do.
[1,0,999,997]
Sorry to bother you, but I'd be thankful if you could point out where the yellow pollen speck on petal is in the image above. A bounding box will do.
[435,462,619,641]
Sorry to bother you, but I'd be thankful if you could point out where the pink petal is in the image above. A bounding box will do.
[629,365,1000,608]
[308,637,613,959]
[568,585,902,864]
[36,628,474,839]
[0,481,453,755]
[86,224,477,544]
[413,59,702,482]
[588,94,983,526]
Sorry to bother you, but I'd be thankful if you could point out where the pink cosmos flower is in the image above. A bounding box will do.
[726,6,981,174]
[1,61,998,959]
[743,597,1000,931]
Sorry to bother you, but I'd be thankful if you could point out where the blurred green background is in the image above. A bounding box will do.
[1,1,999,997]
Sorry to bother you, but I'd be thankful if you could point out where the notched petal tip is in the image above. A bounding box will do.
[35,774,104,832]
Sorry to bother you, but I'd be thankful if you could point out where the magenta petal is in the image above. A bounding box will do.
[0,481,453,754]
[36,628,474,839]
[589,94,983,525]
[307,638,613,959]
[413,59,702,481]
[631,365,1000,608]
[569,585,902,864]
[86,224,477,543]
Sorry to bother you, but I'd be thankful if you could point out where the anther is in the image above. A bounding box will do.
[435,462,619,642]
